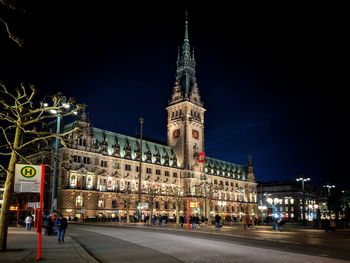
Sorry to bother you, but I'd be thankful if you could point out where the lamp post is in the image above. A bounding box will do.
[137,117,144,222]
[323,184,335,196]
[42,96,76,213]
[296,177,310,225]
[51,111,61,213]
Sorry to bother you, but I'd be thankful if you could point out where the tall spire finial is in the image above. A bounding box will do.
[184,10,189,41]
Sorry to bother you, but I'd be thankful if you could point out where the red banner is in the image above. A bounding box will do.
[198,152,206,163]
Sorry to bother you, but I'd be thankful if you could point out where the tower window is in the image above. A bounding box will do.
[172,112,174,118]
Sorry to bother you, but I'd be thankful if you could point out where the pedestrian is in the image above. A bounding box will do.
[215,214,221,230]
[180,215,184,229]
[56,214,68,243]
[45,216,53,235]
[25,215,33,231]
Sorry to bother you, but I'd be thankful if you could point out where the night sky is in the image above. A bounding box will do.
[1,2,348,189]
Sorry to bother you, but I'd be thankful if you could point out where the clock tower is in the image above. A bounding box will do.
[166,15,206,194]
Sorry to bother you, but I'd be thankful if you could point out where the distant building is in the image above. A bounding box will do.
[257,181,319,221]
[25,17,258,221]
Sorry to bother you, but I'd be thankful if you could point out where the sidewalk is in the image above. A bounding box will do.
[1,226,98,262]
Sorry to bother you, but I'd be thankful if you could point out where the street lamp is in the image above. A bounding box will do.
[137,117,144,222]
[296,177,310,225]
[323,184,335,196]
[42,95,78,213]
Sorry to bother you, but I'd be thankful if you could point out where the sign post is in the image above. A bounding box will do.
[14,164,44,261]
[36,164,45,261]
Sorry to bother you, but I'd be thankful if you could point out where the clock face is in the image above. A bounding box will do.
[192,129,199,139]
[173,129,180,139]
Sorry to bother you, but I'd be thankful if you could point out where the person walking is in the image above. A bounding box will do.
[56,214,68,243]
[215,214,221,230]
[25,215,33,231]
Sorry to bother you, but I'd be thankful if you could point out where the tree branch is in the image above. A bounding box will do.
[0,112,16,124]
[0,127,12,148]
[14,149,31,164]
[17,127,80,150]
[22,109,79,127]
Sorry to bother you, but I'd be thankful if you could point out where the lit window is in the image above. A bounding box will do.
[76,196,83,207]
[70,175,77,187]
[98,199,105,208]
[86,177,93,189]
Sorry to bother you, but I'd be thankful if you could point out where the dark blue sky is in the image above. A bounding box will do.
[1,2,348,188]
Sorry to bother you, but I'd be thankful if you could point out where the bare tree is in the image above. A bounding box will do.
[195,180,223,225]
[0,82,83,250]
[0,0,26,47]
[120,187,136,224]
[144,184,160,225]
[166,185,184,226]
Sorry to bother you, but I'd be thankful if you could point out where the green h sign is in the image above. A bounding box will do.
[20,166,37,178]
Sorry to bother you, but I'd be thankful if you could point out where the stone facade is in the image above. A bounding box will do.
[29,17,258,222]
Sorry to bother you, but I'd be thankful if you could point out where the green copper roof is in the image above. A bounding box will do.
[176,14,196,98]
[205,157,248,181]
[92,127,178,167]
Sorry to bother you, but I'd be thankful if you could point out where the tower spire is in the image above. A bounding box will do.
[184,11,189,41]
[174,12,197,99]
[182,11,191,60]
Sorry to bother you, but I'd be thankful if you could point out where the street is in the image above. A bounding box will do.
[68,224,350,262]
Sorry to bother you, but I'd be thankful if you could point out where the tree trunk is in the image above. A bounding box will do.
[0,125,21,251]
[148,203,153,226]
[126,206,130,223]
[175,202,179,226]
[207,198,211,225]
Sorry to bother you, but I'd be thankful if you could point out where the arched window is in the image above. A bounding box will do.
[98,198,105,208]
[76,195,83,207]
[70,175,76,187]
[86,177,92,189]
